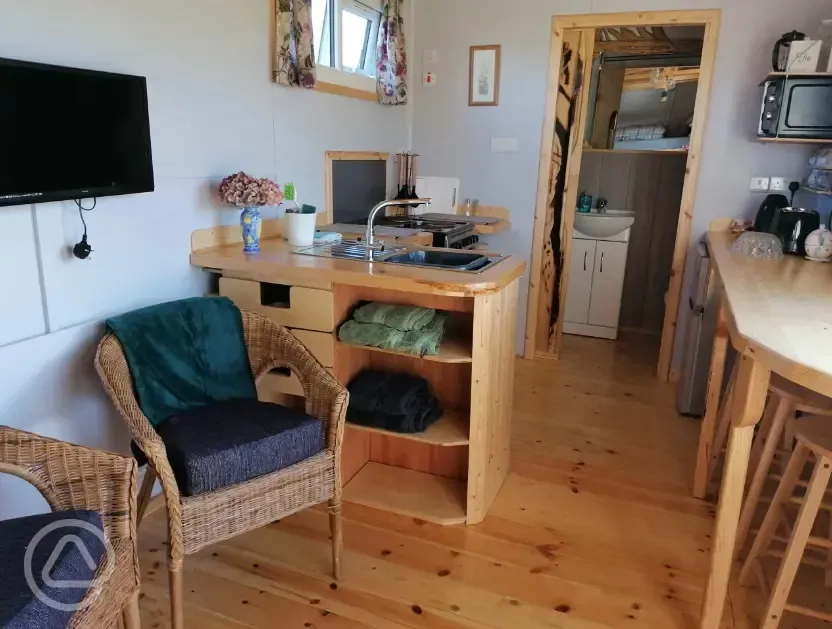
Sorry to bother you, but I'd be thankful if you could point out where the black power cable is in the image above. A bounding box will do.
[73,197,96,259]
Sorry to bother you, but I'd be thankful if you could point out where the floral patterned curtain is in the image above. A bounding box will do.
[274,0,317,88]
[376,0,407,105]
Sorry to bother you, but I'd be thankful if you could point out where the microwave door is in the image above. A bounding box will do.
[785,84,832,135]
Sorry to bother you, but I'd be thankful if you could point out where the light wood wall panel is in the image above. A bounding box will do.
[577,152,687,332]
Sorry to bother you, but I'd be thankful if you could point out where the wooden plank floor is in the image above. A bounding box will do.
[135,334,818,629]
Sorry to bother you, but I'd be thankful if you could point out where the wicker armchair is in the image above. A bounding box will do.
[94,309,349,629]
[0,426,141,629]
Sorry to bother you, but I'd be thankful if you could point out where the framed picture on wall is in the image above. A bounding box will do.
[469,45,501,106]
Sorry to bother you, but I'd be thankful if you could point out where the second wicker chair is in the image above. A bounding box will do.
[94,310,349,629]
[0,426,141,629]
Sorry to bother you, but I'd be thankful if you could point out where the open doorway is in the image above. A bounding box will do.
[524,10,721,383]
[565,27,704,366]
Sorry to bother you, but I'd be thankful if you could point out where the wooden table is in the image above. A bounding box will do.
[694,219,832,628]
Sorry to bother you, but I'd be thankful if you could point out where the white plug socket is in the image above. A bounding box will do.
[750,177,770,192]
[769,177,787,192]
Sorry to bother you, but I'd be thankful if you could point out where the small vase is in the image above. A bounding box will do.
[240,207,262,253]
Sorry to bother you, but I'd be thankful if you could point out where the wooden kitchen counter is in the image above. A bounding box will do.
[191,224,525,526]
[191,236,525,297]
[695,219,832,628]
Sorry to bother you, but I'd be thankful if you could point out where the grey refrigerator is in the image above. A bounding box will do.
[676,242,720,417]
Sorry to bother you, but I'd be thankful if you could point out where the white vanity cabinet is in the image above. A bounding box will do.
[563,230,629,340]
[564,238,597,325]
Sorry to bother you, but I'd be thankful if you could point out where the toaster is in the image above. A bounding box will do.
[770,207,820,256]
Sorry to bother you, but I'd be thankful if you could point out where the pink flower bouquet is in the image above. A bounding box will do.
[218,172,284,208]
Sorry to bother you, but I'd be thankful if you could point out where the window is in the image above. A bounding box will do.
[312,0,381,79]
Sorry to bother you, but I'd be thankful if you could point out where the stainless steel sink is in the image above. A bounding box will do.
[294,241,507,274]
[381,250,492,271]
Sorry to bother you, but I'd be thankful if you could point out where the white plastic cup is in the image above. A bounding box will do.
[286,212,317,247]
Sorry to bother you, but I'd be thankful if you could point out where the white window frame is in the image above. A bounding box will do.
[314,0,382,97]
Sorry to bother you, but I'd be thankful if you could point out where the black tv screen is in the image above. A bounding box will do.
[0,57,154,207]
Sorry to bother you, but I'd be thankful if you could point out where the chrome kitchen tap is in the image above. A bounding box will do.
[365,198,432,257]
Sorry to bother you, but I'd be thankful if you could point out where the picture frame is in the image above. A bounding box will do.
[469,45,501,107]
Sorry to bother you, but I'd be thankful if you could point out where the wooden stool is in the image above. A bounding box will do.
[707,373,832,498]
[734,375,832,552]
[739,416,832,628]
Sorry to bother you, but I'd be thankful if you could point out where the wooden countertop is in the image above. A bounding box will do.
[191,238,526,297]
[708,222,832,397]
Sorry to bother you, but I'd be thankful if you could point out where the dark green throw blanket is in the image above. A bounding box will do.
[106,297,257,427]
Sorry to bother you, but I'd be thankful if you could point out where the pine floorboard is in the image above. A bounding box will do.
[135,333,826,629]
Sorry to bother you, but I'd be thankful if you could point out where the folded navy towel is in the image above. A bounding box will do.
[346,370,442,434]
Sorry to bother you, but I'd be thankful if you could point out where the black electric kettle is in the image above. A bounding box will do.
[773,30,806,71]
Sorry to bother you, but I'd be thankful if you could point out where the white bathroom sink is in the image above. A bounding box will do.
[574,211,635,239]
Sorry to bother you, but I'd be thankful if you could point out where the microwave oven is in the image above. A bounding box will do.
[758,76,832,140]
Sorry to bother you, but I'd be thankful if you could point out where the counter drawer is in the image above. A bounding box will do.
[258,367,335,400]
[219,277,335,332]
[290,329,335,367]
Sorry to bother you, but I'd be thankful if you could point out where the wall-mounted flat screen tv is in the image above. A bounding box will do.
[0,57,154,207]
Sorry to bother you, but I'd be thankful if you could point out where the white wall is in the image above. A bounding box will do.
[411,0,831,355]
[0,0,406,519]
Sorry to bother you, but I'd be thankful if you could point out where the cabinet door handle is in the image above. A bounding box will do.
[600,252,604,273]
[583,251,587,271]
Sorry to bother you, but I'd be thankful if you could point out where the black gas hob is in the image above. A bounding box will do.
[375,216,479,249]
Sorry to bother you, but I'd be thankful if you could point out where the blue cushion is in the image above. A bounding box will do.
[158,399,325,497]
[0,510,105,629]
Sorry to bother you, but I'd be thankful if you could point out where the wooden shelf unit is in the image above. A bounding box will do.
[343,462,467,525]
[335,335,472,363]
[346,410,470,447]
[757,137,832,145]
[334,281,516,526]
[762,71,832,81]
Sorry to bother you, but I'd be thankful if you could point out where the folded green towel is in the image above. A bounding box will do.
[353,302,436,331]
[339,313,446,356]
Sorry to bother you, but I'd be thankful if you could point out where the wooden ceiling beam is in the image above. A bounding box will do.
[595,39,703,56]
[623,66,700,91]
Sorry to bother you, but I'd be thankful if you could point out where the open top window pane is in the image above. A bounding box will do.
[341,10,372,73]
[312,0,333,67]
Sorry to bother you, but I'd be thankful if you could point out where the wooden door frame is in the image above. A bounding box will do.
[524,9,721,384]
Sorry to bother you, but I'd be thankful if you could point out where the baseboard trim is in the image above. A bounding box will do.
[563,322,618,340]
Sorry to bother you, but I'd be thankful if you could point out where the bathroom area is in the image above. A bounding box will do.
[565,150,688,342]
[563,26,702,347]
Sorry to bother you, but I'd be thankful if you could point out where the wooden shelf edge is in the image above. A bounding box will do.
[346,410,470,446]
[762,71,832,81]
[343,462,467,525]
[583,148,688,154]
[335,336,473,363]
[757,137,832,144]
